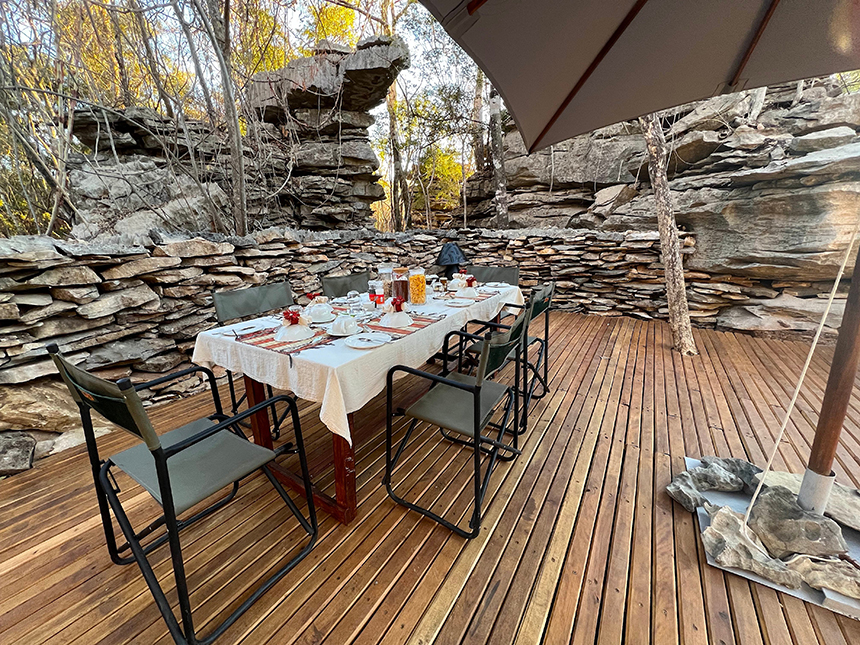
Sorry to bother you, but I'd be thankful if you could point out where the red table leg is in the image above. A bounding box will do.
[242,375,358,524]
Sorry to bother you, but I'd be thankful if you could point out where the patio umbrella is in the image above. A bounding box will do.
[416,0,860,513]
[418,0,860,152]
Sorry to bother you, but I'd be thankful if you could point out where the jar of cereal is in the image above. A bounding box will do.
[409,267,426,305]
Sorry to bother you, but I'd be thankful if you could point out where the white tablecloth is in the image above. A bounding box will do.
[192,286,524,444]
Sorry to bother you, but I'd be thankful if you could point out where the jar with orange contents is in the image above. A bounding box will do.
[409,267,426,304]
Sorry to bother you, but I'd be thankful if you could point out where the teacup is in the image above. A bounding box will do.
[332,314,360,335]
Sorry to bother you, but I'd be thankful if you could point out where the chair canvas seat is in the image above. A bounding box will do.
[111,418,274,515]
[404,372,509,438]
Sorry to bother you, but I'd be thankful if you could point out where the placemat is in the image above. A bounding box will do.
[236,326,334,355]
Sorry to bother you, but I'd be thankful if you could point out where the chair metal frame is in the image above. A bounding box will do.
[383,317,525,539]
[212,282,294,439]
[461,282,555,435]
[49,346,317,645]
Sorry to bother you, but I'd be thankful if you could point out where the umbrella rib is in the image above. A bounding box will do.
[529,0,650,153]
[729,0,782,88]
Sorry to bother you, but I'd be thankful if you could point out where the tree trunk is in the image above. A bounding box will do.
[488,86,508,228]
[128,0,174,118]
[386,86,409,231]
[192,0,247,235]
[639,112,697,356]
[108,8,134,108]
[471,70,485,170]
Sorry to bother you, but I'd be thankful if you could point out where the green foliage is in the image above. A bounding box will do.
[412,145,462,212]
[299,1,358,52]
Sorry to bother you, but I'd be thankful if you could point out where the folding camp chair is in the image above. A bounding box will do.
[383,311,527,538]
[49,345,316,645]
[466,265,520,286]
[212,281,294,438]
[320,271,370,298]
[461,282,555,434]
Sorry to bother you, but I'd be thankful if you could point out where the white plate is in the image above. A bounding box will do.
[309,313,336,324]
[445,298,474,308]
[486,281,510,288]
[345,332,392,349]
[329,328,361,337]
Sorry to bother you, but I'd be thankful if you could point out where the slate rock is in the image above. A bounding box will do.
[666,470,707,512]
[700,456,763,493]
[26,266,102,287]
[0,431,36,475]
[0,379,114,433]
[702,505,803,589]
[76,285,159,319]
[755,470,860,533]
[785,555,860,600]
[748,485,847,559]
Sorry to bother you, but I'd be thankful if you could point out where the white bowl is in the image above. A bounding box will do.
[275,324,315,342]
[379,311,413,328]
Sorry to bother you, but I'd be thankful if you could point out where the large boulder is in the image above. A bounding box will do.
[0,379,113,434]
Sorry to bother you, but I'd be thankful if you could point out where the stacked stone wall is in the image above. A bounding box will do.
[0,226,846,470]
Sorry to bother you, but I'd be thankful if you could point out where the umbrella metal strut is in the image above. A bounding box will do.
[799,244,860,513]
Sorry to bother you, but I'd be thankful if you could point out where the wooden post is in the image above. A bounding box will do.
[806,248,860,476]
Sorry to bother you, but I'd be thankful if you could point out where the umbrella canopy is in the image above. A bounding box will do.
[418,0,860,152]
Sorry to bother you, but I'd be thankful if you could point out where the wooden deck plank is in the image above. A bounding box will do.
[1,313,858,645]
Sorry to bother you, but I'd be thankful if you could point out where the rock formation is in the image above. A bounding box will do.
[68,37,408,239]
[458,80,860,336]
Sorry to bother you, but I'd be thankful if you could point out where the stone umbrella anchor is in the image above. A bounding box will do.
[667,456,860,620]
[436,242,468,280]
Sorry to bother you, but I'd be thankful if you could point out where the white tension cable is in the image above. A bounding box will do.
[741,212,860,536]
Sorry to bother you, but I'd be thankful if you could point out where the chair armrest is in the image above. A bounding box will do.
[386,365,478,394]
[466,319,512,331]
[135,365,223,416]
[443,329,490,365]
[163,394,300,458]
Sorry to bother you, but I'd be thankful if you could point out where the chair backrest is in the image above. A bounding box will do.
[474,310,529,386]
[213,282,294,324]
[49,347,160,450]
[467,265,520,286]
[320,271,370,298]
[529,282,555,320]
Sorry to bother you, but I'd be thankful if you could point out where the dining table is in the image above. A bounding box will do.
[192,283,524,524]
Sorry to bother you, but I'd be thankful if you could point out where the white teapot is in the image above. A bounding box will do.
[305,296,334,323]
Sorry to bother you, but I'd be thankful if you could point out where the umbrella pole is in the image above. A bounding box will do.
[798,243,860,513]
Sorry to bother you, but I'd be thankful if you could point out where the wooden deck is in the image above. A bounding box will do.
[3,312,860,645]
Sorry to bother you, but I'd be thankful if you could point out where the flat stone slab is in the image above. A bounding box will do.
[755,471,860,533]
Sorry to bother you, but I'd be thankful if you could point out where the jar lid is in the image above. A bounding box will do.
[393,267,408,275]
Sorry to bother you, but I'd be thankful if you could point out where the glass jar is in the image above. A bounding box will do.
[409,267,426,304]
[392,267,409,301]
[378,263,394,299]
